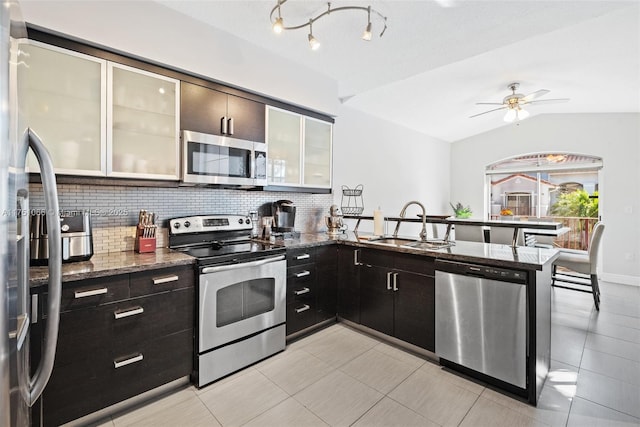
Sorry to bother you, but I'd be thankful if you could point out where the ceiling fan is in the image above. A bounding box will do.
[470,83,570,122]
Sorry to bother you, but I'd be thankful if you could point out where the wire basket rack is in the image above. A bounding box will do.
[341,184,364,216]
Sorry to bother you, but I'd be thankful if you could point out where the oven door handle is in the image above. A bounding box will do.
[201,254,285,274]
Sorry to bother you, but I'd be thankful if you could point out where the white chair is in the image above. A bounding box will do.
[454,225,485,242]
[552,222,605,310]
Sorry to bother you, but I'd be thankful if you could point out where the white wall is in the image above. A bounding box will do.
[20,0,340,116]
[333,105,451,237]
[450,113,640,284]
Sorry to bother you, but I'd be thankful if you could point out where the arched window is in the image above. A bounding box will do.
[485,153,602,249]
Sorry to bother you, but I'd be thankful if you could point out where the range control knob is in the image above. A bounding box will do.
[173,222,180,229]
[238,218,243,224]
[246,217,251,224]
[184,221,191,228]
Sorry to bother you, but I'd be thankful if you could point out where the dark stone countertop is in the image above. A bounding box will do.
[269,232,559,271]
[30,248,196,286]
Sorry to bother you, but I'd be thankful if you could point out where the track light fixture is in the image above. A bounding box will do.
[270,0,387,50]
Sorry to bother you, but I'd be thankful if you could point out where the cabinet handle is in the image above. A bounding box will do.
[294,287,310,296]
[354,249,362,266]
[114,306,144,320]
[295,270,311,278]
[114,353,144,369]
[221,116,228,134]
[386,271,393,290]
[393,273,398,291]
[152,275,179,285]
[295,304,310,314]
[228,117,234,135]
[74,288,108,299]
[295,253,310,260]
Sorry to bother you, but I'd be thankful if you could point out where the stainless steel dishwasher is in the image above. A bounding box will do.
[435,260,527,389]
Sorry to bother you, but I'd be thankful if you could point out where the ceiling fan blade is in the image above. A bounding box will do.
[521,89,550,103]
[469,106,507,118]
[524,98,570,105]
[475,102,505,106]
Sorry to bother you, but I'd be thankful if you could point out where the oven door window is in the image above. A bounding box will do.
[216,278,275,327]
[188,141,251,178]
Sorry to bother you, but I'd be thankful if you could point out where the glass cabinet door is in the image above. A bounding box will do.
[18,41,106,175]
[267,107,302,185]
[303,117,332,188]
[108,63,179,179]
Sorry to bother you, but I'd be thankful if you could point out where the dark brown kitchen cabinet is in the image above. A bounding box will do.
[337,246,361,323]
[180,81,265,142]
[286,245,337,337]
[33,264,195,426]
[356,248,435,352]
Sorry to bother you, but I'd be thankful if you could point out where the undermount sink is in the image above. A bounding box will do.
[403,240,453,250]
[366,237,453,251]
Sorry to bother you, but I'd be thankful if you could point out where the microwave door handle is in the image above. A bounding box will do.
[24,129,62,405]
[201,254,285,274]
[250,148,256,180]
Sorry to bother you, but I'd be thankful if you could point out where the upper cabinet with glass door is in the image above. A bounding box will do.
[108,63,179,179]
[18,41,106,175]
[266,106,332,190]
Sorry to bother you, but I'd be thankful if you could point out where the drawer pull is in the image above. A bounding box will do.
[74,288,108,299]
[152,275,179,285]
[295,253,310,260]
[114,353,143,369]
[295,304,311,314]
[294,287,310,296]
[295,270,311,278]
[114,306,144,320]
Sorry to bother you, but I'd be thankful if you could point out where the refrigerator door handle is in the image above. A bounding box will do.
[22,129,62,405]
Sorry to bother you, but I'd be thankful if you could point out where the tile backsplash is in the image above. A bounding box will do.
[29,183,333,254]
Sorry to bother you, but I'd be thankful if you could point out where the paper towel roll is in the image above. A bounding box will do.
[373,207,384,236]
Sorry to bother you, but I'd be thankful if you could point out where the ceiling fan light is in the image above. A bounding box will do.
[362,22,372,41]
[504,109,517,122]
[518,108,530,120]
[273,17,284,34]
[308,33,320,50]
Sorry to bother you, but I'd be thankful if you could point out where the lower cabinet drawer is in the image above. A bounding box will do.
[43,329,193,427]
[286,299,317,336]
[54,288,194,366]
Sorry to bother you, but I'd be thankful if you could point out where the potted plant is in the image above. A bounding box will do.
[450,202,473,219]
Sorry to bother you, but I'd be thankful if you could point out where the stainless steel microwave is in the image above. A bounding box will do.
[181,130,267,187]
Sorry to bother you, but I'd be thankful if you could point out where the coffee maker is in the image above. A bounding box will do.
[271,200,296,232]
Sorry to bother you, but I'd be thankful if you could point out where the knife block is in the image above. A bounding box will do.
[135,226,156,253]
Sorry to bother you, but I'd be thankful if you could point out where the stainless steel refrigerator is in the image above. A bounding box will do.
[1,1,62,426]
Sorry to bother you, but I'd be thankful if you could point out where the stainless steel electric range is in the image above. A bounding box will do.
[169,214,287,387]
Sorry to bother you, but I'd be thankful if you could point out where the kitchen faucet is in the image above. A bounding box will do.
[393,201,428,242]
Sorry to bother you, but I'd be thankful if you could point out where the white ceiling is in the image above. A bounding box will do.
[158,0,640,142]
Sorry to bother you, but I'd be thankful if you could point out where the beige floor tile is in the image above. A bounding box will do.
[388,368,480,426]
[339,348,418,394]
[286,323,343,352]
[302,328,377,368]
[567,397,640,427]
[194,366,256,395]
[256,349,334,395]
[581,348,640,386]
[459,396,548,427]
[242,398,329,427]
[420,360,486,395]
[112,387,219,427]
[294,370,383,427]
[198,369,288,426]
[575,369,640,418]
[352,397,438,427]
[371,341,427,369]
[335,326,381,347]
